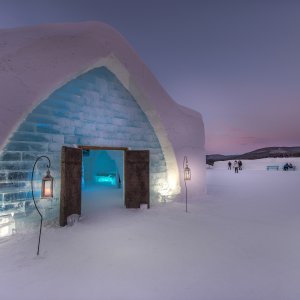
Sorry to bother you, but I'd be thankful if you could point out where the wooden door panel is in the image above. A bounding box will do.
[125,150,149,208]
[60,146,82,226]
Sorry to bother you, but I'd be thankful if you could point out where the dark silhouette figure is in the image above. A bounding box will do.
[238,160,243,170]
[283,163,294,171]
[228,161,232,170]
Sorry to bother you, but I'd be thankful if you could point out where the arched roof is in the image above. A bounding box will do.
[0,21,204,194]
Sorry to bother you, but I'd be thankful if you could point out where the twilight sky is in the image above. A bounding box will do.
[0,0,300,154]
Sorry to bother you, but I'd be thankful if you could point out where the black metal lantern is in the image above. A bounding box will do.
[41,169,54,198]
[31,155,53,255]
[184,158,191,181]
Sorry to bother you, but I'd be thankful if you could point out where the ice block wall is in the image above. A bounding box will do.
[0,67,168,227]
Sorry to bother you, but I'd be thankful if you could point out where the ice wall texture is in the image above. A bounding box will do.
[0,67,167,226]
[0,22,205,210]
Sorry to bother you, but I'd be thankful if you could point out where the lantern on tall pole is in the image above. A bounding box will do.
[183,156,191,212]
[31,155,53,255]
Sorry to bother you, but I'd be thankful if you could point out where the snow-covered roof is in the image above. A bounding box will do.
[0,22,205,195]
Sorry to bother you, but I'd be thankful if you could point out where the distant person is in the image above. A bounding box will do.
[228,161,232,170]
[238,160,243,170]
[233,160,239,173]
[284,163,294,171]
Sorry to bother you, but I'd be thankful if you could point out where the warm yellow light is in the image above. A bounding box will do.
[167,173,177,190]
[44,181,52,197]
[41,169,53,198]
[0,214,15,238]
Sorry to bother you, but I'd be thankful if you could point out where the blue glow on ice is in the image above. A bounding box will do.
[1,66,168,228]
[95,174,116,185]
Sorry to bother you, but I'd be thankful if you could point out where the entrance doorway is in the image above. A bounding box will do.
[59,146,150,226]
[81,148,124,216]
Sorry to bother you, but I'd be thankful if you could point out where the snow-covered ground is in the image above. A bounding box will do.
[1,158,300,300]
[213,157,300,170]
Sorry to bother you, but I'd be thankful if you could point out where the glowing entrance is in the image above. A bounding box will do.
[81,147,126,213]
[60,146,150,226]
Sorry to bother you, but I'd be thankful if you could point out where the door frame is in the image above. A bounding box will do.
[78,145,129,151]
[60,145,150,226]
[60,146,83,226]
[124,150,150,209]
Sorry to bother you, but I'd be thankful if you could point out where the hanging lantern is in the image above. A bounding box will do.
[41,169,54,198]
[183,156,191,181]
[31,155,53,256]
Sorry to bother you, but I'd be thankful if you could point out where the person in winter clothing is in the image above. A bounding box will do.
[233,160,239,173]
[228,161,232,170]
[238,160,242,170]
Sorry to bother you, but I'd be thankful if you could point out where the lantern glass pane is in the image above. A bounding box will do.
[184,167,191,180]
[44,180,52,197]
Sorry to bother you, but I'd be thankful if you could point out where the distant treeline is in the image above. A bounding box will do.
[206,146,300,166]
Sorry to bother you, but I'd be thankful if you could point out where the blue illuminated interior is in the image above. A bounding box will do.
[95,174,116,185]
[82,150,123,188]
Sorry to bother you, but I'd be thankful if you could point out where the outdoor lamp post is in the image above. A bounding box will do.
[183,156,191,212]
[31,155,53,255]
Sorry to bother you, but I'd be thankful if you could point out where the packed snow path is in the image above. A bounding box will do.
[0,168,300,300]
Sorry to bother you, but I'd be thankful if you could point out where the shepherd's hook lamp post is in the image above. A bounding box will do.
[183,156,191,212]
[31,155,54,255]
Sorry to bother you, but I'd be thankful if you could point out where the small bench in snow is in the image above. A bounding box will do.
[266,165,279,171]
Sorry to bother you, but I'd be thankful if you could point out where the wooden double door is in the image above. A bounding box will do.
[59,146,150,226]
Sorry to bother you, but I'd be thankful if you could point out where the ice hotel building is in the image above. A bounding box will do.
[0,22,205,233]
